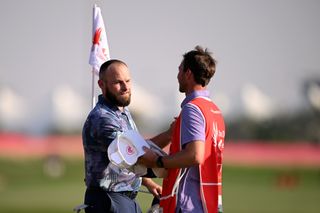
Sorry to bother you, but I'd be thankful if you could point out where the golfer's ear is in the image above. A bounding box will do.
[98,79,103,89]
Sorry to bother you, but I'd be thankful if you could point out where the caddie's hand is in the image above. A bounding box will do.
[138,146,159,168]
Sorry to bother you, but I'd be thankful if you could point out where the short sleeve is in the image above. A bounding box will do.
[93,112,121,148]
[180,103,205,146]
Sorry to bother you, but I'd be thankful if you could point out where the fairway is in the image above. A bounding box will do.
[0,158,319,213]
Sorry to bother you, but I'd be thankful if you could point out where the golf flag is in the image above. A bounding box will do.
[89,5,110,75]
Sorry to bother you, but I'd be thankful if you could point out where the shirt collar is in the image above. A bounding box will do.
[181,90,210,108]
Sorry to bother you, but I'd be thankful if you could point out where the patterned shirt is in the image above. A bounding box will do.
[82,95,141,192]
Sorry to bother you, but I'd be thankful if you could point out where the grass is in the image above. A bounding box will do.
[222,166,320,213]
[0,157,320,213]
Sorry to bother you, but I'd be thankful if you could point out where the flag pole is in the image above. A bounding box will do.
[91,4,96,109]
[91,69,96,109]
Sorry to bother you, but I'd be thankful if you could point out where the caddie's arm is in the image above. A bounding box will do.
[139,140,205,169]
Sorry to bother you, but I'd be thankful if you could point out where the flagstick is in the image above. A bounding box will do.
[91,69,96,109]
[91,5,96,109]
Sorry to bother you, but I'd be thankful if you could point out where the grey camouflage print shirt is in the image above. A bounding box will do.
[82,95,141,191]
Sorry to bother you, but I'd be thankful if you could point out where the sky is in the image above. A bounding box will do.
[0,0,320,135]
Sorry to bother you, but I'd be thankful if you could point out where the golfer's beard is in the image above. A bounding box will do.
[105,90,131,107]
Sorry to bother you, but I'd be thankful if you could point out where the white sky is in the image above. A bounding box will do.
[0,0,320,134]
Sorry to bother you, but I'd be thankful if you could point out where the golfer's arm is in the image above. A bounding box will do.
[149,130,171,148]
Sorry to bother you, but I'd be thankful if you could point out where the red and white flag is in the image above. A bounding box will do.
[89,5,110,75]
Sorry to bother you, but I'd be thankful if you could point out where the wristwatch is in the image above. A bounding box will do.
[156,156,164,168]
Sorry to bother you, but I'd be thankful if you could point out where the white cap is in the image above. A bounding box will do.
[108,130,149,168]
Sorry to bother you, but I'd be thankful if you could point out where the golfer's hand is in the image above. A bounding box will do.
[142,178,162,198]
[148,182,162,198]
